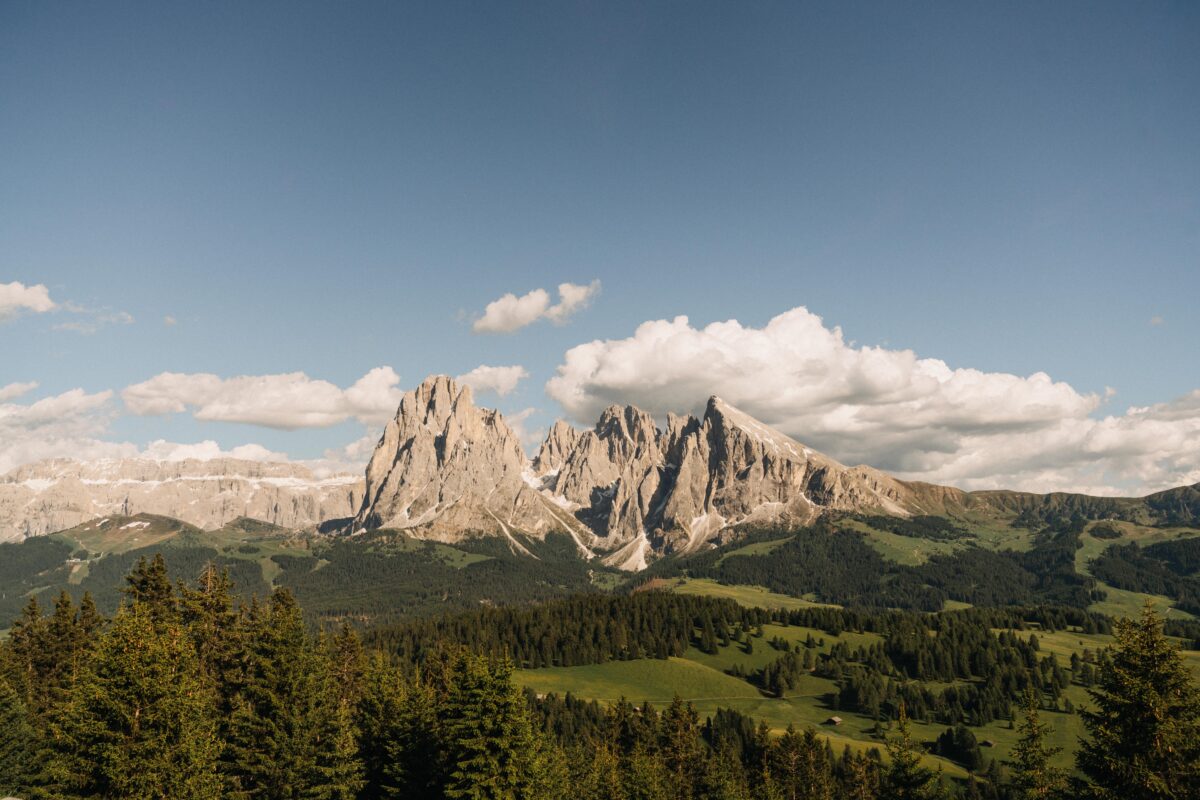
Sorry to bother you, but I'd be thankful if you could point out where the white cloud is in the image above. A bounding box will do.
[473,280,600,333]
[0,281,57,321]
[0,382,38,402]
[163,315,178,327]
[0,386,374,478]
[546,280,601,324]
[456,364,529,396]
[122,366,404,429]
[547,307,1200,495]
[1149,315,1165,326]
[139,439,292,463]
[0,387,135,474]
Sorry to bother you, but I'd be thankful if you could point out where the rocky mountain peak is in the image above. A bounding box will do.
[353,376,567,548]
[533,420,580,476]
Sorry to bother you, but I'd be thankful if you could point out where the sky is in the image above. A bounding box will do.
[2,1,1198,495]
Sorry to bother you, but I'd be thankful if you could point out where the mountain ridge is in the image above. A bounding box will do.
[3,374,1198,569]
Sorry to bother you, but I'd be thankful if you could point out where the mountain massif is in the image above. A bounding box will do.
[4,375,1198,569]
[353,376,915,569]
[0,458,363,542]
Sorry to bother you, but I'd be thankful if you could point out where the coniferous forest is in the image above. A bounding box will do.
[0,555,1198,799]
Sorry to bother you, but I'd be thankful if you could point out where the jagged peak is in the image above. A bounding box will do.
[594,403,659,446]
[404,374,473,418]
[703,396,818,462]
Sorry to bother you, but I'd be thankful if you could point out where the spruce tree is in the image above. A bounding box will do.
[658,695,703,800]
[768,724,832,800]
[42,602,222,800]
[700,741,751,800]
[883,702,944,800]
[1075,602,1200,800]
[1005,689,1065,800]
[222,590,362,800]
[0,677,34,797]
[123,553,176,623]
[441,652,539,799]
[843,752,880,800]
[2,596,47,715]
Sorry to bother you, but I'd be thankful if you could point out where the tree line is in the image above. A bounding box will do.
[0,556,1198,799]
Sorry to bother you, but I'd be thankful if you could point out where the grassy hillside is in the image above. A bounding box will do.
[515,610,1200,779]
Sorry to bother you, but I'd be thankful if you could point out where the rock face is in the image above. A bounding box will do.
[531,396,912,569]
[531,420,579,476]
[353,376,593,554]
[352,376,920,569]
[0,458,364,542]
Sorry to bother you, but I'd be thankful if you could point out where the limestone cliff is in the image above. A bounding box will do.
[0,458,363,542]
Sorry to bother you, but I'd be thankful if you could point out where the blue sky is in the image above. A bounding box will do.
[2,2,1198,493]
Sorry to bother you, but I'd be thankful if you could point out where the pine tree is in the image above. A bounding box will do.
[700,741,752,800]
[329,624,366,708]
[179,564,240,685]
[42,602,222,799]
[1005,689,1065,800]
[620,745,671,800]
[222,590,362,800]
[123,553,176,623]
[0,677,34,797]
[355,655,441,799]
[768,725,832,800]
[441,651,539,799]
[568,740,624,800]
[1075,602,1200,800]
[883,702,944,800]
[843,752,880,800]
[658,695,703,800]
[2,596,47,715]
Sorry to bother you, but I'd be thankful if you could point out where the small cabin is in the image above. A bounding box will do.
[823,716,843,726]
[980,740,996,748]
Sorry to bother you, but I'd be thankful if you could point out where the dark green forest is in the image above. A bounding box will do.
[1,557,1198,799]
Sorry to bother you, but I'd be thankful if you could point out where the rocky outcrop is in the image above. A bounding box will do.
[538,396,913,567]
[532,420,579,476]
[0,458,363,542]
[353,376,591,553]
[350,379,925,568]
[22,373,1189,571]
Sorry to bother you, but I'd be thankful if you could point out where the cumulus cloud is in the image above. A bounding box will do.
[472,280,600,333]
[1149,315,1165,326]
[0,387,135,474]
[0,385,374,477]
[456,364,529,396]
[546,307,1200,495]
[0,281,57,321]
[0,382,39,402]
[140,439,292,463]
[122,366,404,429]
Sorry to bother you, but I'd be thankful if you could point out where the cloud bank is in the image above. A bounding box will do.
[473,280,600,333]
[546,307,1200,494]
[0,387,136,474]
[0,386,363,477]
[122,367,404,429]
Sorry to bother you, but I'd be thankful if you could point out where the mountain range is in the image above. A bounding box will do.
[3,374,1197,569]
